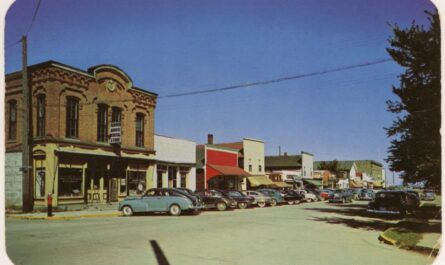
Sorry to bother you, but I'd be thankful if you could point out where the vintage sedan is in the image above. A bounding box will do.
[328,189,353,203]
[242,190,274,207]
[218,190,254,209]
[257,188,286,205]
[367,190,420,216]
[195,189,238,211]
[118,188,203,216]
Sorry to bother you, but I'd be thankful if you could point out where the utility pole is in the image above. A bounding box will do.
[21,35,33,212]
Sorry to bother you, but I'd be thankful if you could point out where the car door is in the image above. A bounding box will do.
[141,189,163,212]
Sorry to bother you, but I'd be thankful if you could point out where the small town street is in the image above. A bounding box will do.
[5,201,432,265]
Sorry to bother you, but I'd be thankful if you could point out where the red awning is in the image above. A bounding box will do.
[207,164,251,177]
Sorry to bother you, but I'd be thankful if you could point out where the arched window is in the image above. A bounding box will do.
[135,113,144,147]
[66,97,79,138]
[36,95,46,137]
[97,104,108,142]
[8,100,17,140]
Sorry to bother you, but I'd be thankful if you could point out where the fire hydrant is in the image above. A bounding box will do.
[47,193,53,217]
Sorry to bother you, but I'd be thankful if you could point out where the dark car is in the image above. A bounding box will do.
[195,189,237,211]
[328,189,353,203]
[367,190,420,216]
[218,190,254,209]
[282,189,304,204]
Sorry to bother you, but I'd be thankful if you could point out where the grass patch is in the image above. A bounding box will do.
[381,227,422,249]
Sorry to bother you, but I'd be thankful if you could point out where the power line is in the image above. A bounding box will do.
[25,0,42,36]
[159,58,393,99]
[5,0,42,49]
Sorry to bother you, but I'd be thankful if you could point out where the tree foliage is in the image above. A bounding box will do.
[385,11,441,187]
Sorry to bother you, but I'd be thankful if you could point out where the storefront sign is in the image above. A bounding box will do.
[109,122,121,144]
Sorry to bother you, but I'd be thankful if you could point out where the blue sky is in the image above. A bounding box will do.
[4,0,438,184]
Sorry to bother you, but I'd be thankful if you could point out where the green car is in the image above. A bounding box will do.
[118,188,204,216]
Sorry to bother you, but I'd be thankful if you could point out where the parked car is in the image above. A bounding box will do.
[218,190,255,209]
[242,190,274,207]
[420,190,436,201]
[118,188,204,216]
[367,190,420,216]
[328,189,353,203]
[319,189,332,200]
[358,189,375,200]
[348,189,362,200]
[282,189,304,204]
[195,189,237,211]
[257,188,286,205]
[294,189,317,202]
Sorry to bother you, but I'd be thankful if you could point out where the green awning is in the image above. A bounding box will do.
[247,176,275,187]
[271,181,293,188]
[303,179,323,187]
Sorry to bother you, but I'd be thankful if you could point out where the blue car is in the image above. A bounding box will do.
[118,188,204,216]
[257,188,285,205]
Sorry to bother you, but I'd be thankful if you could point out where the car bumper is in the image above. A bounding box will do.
[188,204,205,210]
[367,209,401,215]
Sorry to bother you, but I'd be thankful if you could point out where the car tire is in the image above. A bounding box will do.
[238,202,248,209]
[122,205,134,216]
[308,199,313,203]
[216,202,227,211]
[257,201,266,208]
[287,201,295,205]
[270,199,277,207]
[169,204,182,216]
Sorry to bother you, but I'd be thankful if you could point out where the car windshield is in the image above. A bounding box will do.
[228,191,242,197]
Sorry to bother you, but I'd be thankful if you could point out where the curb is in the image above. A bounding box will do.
[378,232,397,245]
[378,231,440,256]
[6,212,122,220]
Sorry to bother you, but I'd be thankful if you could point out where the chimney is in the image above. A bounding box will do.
[283,152,288,156]
[207,134,214,144]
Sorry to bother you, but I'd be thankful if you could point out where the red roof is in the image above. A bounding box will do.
[207,164,250,177]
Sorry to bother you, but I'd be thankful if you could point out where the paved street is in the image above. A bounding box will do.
[5,201,433,265]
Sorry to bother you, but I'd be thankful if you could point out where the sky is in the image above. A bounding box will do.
[3,0,439,185]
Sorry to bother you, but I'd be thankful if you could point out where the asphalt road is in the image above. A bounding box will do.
[5,201,433,265]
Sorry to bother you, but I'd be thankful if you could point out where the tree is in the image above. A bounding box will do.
[385,10,440,188]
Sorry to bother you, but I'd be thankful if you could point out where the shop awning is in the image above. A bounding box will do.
[349,179,364,188]
[247,176,275,187]
[271,181,293,188]
[207,164,250,177]
[303,179,323,187]
[372,180,383,188]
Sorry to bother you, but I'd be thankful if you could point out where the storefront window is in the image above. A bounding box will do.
[180,174,187,188]
[157,171,163,188]
[128,171,146,195]
[35,167,45,198]
[168,167,177,188]
[119,176,126,194]
[58,168,83,197]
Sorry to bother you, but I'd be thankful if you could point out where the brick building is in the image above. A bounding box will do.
[5,61,157,207]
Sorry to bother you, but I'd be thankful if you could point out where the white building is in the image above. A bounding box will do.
[154,135,197,190]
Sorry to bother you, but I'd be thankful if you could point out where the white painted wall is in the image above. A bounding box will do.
[242,138,265,175]
[5,152,23,208]
[301,152,314,179]
[154,135,197,190]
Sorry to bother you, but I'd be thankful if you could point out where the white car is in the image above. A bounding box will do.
[295,189,317,202]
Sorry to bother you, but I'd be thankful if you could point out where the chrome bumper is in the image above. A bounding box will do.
[367,209,401,214]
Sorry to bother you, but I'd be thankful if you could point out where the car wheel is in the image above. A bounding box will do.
[287,201,295,205]
[169,204,182,216]
[270,199,277,207]
[122,205,133,216]
[257,201,266,208]
[308,199,313,203]
[216,202,227,211]
[238,202,248,209]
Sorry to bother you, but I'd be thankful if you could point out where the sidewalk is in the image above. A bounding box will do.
[7,210,122,220]
[6,203,122,220]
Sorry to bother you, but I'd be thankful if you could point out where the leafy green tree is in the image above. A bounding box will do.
[385,11,440,188]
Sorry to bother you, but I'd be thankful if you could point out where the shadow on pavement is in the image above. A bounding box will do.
[310,216,392,231]
[150,240,171,265]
